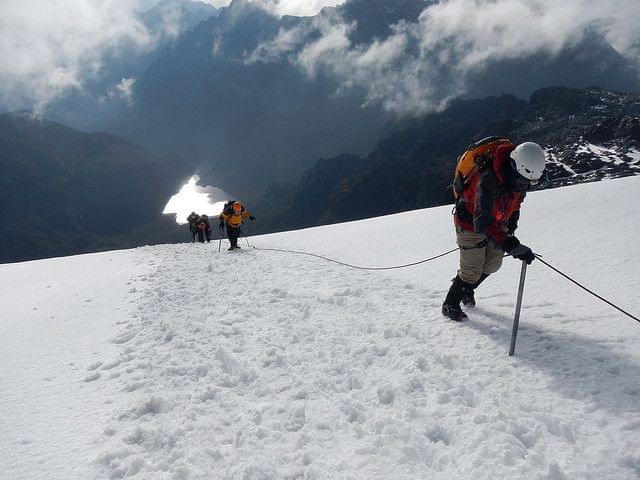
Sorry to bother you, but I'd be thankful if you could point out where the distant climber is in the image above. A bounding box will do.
[186,211,201,243]
[442,139,546,321]
[219,201,255,251]
[198,214,212,243]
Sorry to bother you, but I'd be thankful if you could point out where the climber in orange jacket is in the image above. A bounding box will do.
[219,201,255,250]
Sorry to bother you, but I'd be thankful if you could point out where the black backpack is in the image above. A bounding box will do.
[186,212,200,225]
[222,201,234,216]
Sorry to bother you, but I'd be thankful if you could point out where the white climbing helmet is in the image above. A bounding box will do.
[510,142,546,184]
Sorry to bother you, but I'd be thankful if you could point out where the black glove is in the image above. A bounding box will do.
[501,236,520,253]
[249,216,255,221]
[509,244,535,264]
[219,223,224,230]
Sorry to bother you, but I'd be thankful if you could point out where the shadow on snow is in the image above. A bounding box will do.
[468,306,640,417]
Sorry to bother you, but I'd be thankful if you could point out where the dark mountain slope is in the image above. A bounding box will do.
[465,33,640,100]
[42,0,218,131]
[0,112,189,263]
[116,0,440,197]
[257,153,365,231]
[119,0,639,200]
[255,87,640,231]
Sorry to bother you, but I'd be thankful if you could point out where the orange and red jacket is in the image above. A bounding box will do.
[454,143,524,249]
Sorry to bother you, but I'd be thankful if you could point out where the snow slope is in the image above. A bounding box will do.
[1,177,639,480]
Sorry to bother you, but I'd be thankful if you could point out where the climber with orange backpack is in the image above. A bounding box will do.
[219,201,255,251]
[442,137,546,321]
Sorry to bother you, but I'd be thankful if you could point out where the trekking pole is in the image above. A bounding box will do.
[509,260,528,356]
[218,227,223,253]
[245,221,253,247]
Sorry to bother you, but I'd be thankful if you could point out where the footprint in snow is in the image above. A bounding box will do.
[100,360,121,370]
[497,302,516,308]
[84,372,101,382]
[112,332,137,344]
[87,361,103,371]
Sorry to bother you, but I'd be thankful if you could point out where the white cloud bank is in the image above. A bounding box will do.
[0,1,157,111]
[163,175,232,224]
[203,0,344,17]
[0,0,344,112]
[250,0,640,116]
[2,0,638,117]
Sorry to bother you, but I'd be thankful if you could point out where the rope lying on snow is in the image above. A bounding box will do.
[238,226,640,324]
[248,244,460,271]
[241,223,459,270]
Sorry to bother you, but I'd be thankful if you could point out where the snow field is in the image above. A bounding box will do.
[1,176,640,479]
[0,250,151,480]
[93,244,639,479]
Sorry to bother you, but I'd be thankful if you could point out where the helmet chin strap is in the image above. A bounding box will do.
[504,160,530,191]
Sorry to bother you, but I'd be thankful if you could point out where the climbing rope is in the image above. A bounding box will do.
[242,223,459,270]
[250,244,460,271]
[241,224,639,323]
[535,255,640,324]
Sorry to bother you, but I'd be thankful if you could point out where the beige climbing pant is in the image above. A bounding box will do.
[455,226,504,284]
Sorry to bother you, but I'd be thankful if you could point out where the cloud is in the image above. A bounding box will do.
[0,0,157,111]
[163,175,232,224]
[0,0,344,112]
[153,1,190,39]
[247,11,353,69]
[3,0,638,117]
[413,0,640,70]
[107,78,137,105]
[200,0,232,7]
[249,0,640,116]
[203,0,345,17]
[262,0,345,17]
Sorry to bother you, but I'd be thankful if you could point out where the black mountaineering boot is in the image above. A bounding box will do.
[442,303,467,322]
[460,286,475,308]
[461,273,489,308]
[442,276,471,321]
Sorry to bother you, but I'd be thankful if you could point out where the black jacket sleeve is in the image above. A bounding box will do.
[506,192,525,234]
[473,170,508,247]
[506,211,519,235]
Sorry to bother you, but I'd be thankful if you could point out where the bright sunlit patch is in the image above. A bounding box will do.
[163,175,231,224]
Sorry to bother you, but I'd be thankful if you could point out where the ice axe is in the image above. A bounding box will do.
[218,225,224,253]
[244,219,253,247]
[509,260,528,356]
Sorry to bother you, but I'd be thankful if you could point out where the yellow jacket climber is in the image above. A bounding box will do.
[219,201,255,250]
